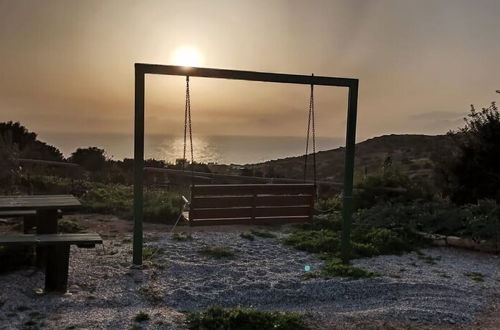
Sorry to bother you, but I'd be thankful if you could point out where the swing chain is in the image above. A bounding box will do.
[304,74,317,186]
[183,76,194,170]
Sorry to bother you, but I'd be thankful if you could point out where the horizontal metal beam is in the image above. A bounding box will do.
[135,63,357,87]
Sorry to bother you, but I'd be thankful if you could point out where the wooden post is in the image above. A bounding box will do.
[36,209,58,268]
[341,81,359,264]
[133,65,145,265]
[45,244,70,292]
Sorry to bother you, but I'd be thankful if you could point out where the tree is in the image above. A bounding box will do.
[0,121,63,161]
[69,147,106,171]
[446,102,500,203]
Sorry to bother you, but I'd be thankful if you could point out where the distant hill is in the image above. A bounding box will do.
[248,134,457,183]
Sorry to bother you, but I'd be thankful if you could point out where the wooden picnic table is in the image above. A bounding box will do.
[0,195,102,292]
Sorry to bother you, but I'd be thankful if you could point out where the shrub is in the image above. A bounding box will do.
[282,230,340,254]
[58,218,83,233]
[297,213,342,231]
[240,232,255,241]
[315,195,342,213]
[351,226,410,256]
[355,200,500,244]
[354,168,434,210]
[323,260,377,279]
[186,306,309,330]
[464,272,485,282]
[143,246,164,262]
[134,312,150,322]
[250,230,276,238]
[18,176,183,224]
[69,147,106,172]
[172,232,193,241]
[81,182,182,223]
[443,102,500,204]
[198,246,236,259]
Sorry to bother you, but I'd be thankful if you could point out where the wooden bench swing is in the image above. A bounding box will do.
[181,183,315,226]
[177,75,318,226]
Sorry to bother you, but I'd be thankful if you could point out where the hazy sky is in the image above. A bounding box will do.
[1,0,499,143]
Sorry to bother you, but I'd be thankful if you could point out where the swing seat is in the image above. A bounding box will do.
[181,184,315,226]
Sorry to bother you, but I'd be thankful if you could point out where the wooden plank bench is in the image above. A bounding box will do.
[0,233,103,292]
[182,184,315,226]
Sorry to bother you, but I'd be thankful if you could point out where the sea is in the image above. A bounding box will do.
[39,133,344,165]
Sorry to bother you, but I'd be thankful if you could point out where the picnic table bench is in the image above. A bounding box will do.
[0,233,102,292]
[0,195,102,292]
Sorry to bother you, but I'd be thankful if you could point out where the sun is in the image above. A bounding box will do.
[172,46,202,67]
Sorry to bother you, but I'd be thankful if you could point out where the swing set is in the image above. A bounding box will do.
[133,63,359,264]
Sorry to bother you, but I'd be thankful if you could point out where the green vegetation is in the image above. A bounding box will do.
[81,181,182,223]
[133,312,150,322]
[240,232,255,240]
[283,213,419,278]
[301,260,377,280]
[283,213,425,259]
[172,232,193,241]
[142,246,164,262]
[464,272,485,282]
[198,246,236,259]
[57,218,83,233]
[138,285,163,305]
[354,167,434,210]
[323,259,377,279]
[356,199,500,244]
[444,102,500,204]
[185,306,309,330]
[251,230,277,238]
[19,175,183,223]
[416,251,439,265]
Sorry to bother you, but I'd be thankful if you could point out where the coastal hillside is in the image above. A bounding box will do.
[248,134,457,182]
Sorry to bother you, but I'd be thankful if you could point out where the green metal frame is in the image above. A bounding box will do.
[133,63,359,265]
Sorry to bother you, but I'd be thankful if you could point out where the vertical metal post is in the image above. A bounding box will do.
[133,66,145,265]
[341,80,359,264]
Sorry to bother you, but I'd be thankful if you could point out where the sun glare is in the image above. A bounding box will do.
[172,46,202,67]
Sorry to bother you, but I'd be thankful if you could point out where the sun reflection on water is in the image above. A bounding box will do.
[154,136,221,164]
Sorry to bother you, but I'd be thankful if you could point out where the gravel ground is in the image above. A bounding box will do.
[0,229,499,329]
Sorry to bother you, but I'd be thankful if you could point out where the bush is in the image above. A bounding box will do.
[282,229,340,254]
[315,195,342,213]
[240,232,255,241]
[81,183,182,223]
[172,232,193,241]
[250,230,276,238]
[19,176,183,223]
[186,306,309,330]
[354,168,434,210]
[69,147,106,172]
[351,226,411,256]
[198,246,236,259]
[443,102,500,204]
[58,218,83,233]
[355,200,500,244]
[133,312,150,322]
[323,260,377,279]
